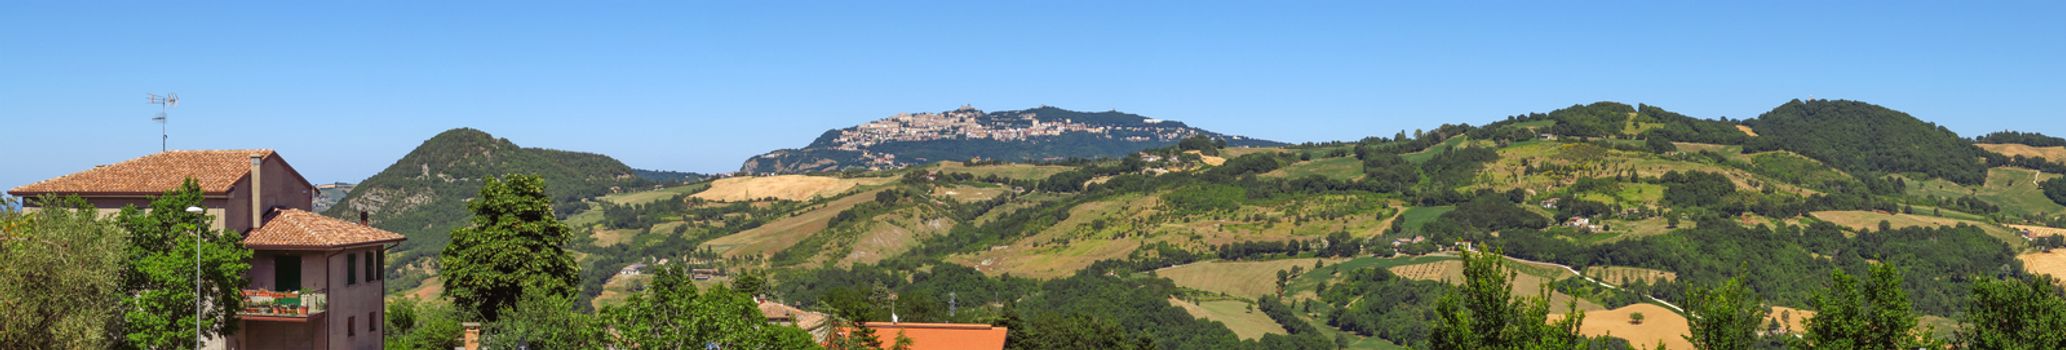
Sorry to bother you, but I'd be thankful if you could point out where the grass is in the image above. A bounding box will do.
[1169,298,1286,340]
[1222,147,1291,158]
[1905,167,2064,219]
[1396,206,1455,233]
[935,161,1074,181]
[1157,258,1338,298]
[1263,156,1363,181]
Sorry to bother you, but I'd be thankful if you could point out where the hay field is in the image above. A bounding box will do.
[702,188,884,258]
[600,183,709,205]
[691,175,893,202]
[1157,258,1338,298]
[1170,298,1286,340]
[1551,303,1691,350]
[2021,250,2066,288]
[1766,306,1815,334]
[2008,224,2066,238]
[1735,125,1758,137]
[1978,143,2066,165]
[1583,266,1678,285]
[951,195,1152,278]
[933,184,1006,202]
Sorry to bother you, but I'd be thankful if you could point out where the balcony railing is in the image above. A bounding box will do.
[238,289,327,318]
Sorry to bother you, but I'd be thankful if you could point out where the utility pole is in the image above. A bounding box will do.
[148,93,179,152]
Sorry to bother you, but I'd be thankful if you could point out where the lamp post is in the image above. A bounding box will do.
[184,206,204,349]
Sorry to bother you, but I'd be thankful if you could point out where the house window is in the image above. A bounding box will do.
[347,316,356,337]
[364,250,376,283]
[370,311,378,333]
[274,255,301,290]
[346,253,358,285]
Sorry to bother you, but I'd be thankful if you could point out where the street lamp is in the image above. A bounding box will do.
[184,206,203,349]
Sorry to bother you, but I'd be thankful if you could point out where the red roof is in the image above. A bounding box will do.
[243,209,406,249]
[9,150,278,196]
[851,322,1007,350]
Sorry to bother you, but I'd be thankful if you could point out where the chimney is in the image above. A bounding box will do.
[249,154,263,230]
[358,211,369,226]
[462,322,481,350]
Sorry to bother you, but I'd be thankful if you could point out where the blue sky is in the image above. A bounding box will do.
[4,1,2062,190]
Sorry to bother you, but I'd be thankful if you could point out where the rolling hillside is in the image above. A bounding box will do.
[407,100,2065,348]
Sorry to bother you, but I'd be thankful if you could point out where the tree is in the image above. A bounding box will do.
[890,330,916,350]
[0,196,130,349]
[733,270,771,298]
[1430,248,1591,350]
[1684,277,1764,350]
[600,265,816,348]
[1795,264,1937,349]
[1646,137,1677,154]
[1630,312,1646,325]
[441,174,581,321]
[1953,275,2066,349]
[115,179,252,349]
[484,292,604,349]
[384,297,465,350]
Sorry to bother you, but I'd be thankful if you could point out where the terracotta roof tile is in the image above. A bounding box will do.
[244,209,406,249]
[9,150,274,195]
[850,322,1007,350]
[759,300,830,331]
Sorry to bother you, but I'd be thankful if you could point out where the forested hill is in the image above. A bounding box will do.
[739,106,1282,174]
[324,128,683,276]
[1744,99,1993,184]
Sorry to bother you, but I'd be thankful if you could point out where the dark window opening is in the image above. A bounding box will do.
[274,255,301,290]
[346,253,358,285]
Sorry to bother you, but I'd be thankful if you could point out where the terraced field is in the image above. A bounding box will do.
[1551,303,1691,350]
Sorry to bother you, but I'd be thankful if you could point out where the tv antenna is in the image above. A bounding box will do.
[148,93,179,151]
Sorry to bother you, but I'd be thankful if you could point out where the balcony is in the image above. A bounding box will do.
[238,289,327,321]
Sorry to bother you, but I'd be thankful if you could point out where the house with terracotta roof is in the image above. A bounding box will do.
[837,322,1009,350]
[9,150,405,350]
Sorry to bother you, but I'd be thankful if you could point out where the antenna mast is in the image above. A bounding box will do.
[147,93,180,151]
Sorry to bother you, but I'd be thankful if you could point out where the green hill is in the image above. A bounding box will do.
[325,128,672,291]
[1744,99,1992,184]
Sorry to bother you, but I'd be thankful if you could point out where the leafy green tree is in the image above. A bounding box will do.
[1794,264,1936,349]
[733,270,772,297]
[600,265,816,348]
[2041,177,2066,207]
[0,196,130,349]
[114,180,252,349]
[1430,248,1591,350]
[1684,277,1764,350]
[384,297,465,350]
[1954,275,2066,349]
[441,174,580,321]
[485,292,604,349]
[1645,137,1677,154]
